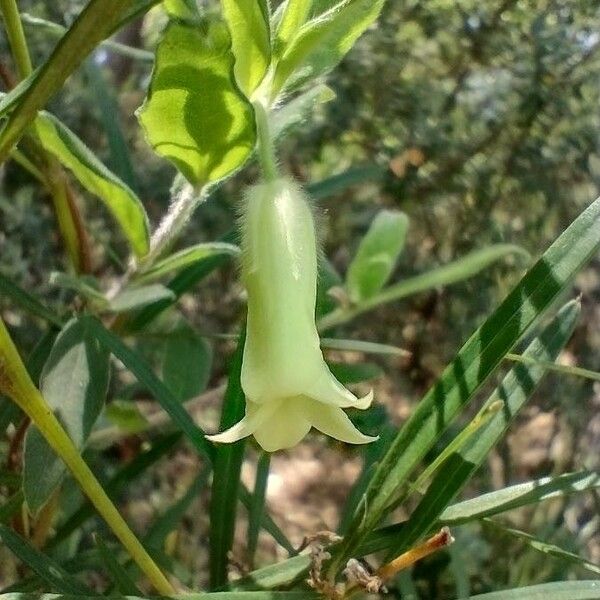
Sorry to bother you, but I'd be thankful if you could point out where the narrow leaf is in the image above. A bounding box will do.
[485,520,600,576]
[95,535,143,595]
[87,319,214,460]
[464,581,600,599]
[108,284,175,313]
[138,20,256,185]
[137,242,240,283]
[0,0,138,163]
[0,271,63,326]
[332,191,600,572]
[210,331,246,589]
[346,210,409,302]
[441,471,600,525]
[382,300,580,559]
[0,524,93,595]
[35,113,149,258]
[275,0,313,51]
[271,84,335,138]
[220,0,271,95]
[272,0,386,95]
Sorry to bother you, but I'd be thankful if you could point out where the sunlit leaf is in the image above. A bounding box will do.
[220,0,271,95]
[138,20,256,185]
[35,113,149,258]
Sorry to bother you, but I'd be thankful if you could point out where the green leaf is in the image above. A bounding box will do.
[164,0,201,20]
[210,331,247,589]
[137,242,240,283]
[484,520,600,576]
[86,319,214,461]
[272,0,386,96]
[49,271,107,306]
[83,60,138,190]
[0,0,138,163]
[95,535,143,595]
[441,471,600,525]
[162,326,213,401]
[275,0,313,52]
[50,433,181,549]
[330,192,600,572]
[0,271,63,327]
[465,581,600,599]
[319,244,530,331]
[0,69,39,119]
[35,113,149,258]
[346,210,409,302]
[271,84,335,139]
[108,284,176,313]
[247,451,271,565]
[138,20,256,185]
[238,485,296,556]
[220,0,271,95]
[0,524,93,595]
[321,337,408,356]
[145,466,210,549]
[382,300,580,559]
[306,164,387,200]
[23,318,110,514]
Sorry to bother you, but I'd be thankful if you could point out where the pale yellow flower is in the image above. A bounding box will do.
[207,178,376,452]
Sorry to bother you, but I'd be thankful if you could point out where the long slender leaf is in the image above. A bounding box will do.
[123,230,238,332]
[95,535,143,595]
[485,519,600,575]
[87,318,214,461]
[0,272,63,326]
[247,451,271,565]
[382,300,580,559]
[137,242,240,283]
[145,465,210,549]
[210,331,247,589]
[331,192,600,573]
[0,525,93,595]
[465,581,600,600]
[441,471,600,526]
[318,244,530,331]
[35,112,149,257]
[50,433,182,548]
[0,0,138,163]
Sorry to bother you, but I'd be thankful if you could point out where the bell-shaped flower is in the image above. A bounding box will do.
[207,177,377,452]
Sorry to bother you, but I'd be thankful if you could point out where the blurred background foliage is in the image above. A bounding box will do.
[1,0,599,597]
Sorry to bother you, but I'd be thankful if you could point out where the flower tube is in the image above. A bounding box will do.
[207,177,377,452]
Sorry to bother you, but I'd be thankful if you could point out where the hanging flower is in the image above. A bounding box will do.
[207,177,377,452]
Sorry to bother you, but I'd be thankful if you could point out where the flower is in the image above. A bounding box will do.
[207,177,377,452]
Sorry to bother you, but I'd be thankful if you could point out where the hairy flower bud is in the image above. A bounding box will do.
[207,178,376,452]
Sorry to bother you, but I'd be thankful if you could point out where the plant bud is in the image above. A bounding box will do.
[207,178,377,452]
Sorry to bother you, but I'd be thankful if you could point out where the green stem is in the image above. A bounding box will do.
[253,101,278,181]
[0,318,175,597]
[0,0,32,78]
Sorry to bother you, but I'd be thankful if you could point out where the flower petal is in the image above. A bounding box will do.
[206,400,279,445]
[253,400,311,452]
[305,365,374,410]
[304,399,378,445]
